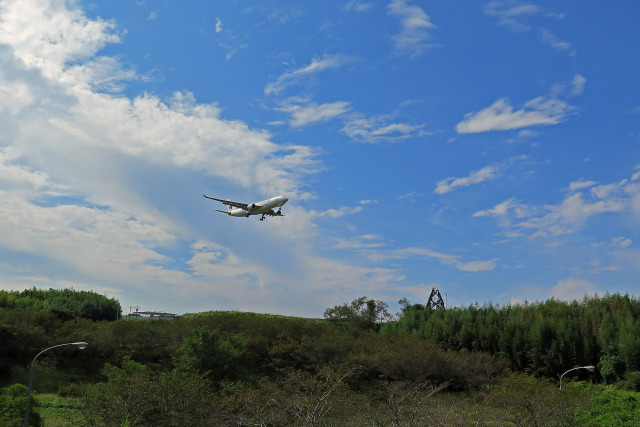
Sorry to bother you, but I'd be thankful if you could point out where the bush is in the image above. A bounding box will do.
[618,371,640,392]
[82,358,219,426]
[57,382,86,398]
[487,373,589,426]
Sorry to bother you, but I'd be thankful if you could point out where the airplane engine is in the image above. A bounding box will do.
[248,203,256,211]
[230,209,250,217]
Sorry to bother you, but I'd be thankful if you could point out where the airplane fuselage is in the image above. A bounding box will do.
[229,196,288,217]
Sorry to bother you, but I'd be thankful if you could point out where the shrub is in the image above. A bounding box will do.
[82,358,219,426]
[573,386,640,426]
[488,373,589,426]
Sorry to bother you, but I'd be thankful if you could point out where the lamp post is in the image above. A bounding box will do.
[559,365,595,390]
[24,342,88,427]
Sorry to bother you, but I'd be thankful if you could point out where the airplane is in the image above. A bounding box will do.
[203,194,289,221]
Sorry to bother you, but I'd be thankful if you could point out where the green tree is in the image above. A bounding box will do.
[599,354,625,384]
[0,287,121,321]
[171,327,249,381]
[0,383,42,427]
[323,296,393,330]
[618,314,640,372]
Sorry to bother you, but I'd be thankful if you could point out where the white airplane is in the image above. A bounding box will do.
[203,194,289,221]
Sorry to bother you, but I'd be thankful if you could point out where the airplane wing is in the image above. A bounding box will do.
[203,194,249,210]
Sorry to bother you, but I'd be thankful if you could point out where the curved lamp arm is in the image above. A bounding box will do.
[559,365,595,390]
[24,342,88,426]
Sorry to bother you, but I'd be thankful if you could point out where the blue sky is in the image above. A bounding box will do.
[0,0,638,317]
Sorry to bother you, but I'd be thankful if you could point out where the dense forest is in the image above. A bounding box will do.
[1,289,639,425]
[385,293,640,383]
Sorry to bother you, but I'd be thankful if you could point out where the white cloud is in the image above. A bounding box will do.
[264,54,352,96]
[550,278,596,301]
[612,237,632,249]
[517,129,538,139]
[484,2,576,56]
[215,17,223,33]
[0,188,179,287]
[554,192,625,222]
[435,156,526,194]
[341,114,427,143]
[315,206,363,218]
[473,198,527,218]
[0,0,121,82]
[570,74,586,96]
[0,76,34,114]
[475,171,640,238]
[374,247,498,272]
[512,192,625,237]
[0,147,50,189]
[483,1,539,32]
[387,0,437,57]
[540,28,573,53]
[456,97,574,134]
[436,165,499,194]
[456,258,499,272]
[569,179,598,191]
[398,191,419,201]
[275,98,351,127]
[180,238,402,316]
[263,47,427,143]
[188,240,262,282]
[345,1,373,12]
[39,88,318,197]
[333,234,385,250]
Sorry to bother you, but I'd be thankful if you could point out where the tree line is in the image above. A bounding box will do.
[0,288,120,321]
[382,292,640,382]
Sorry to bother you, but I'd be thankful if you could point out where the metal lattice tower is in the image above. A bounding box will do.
[427,287,446,310]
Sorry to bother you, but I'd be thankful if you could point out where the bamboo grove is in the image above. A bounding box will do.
[385,293,640,382]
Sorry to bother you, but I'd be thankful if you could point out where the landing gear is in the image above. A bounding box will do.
[260,214,266,221]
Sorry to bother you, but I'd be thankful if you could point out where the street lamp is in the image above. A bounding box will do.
[559,365,595,390]
[24,342,88,427]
